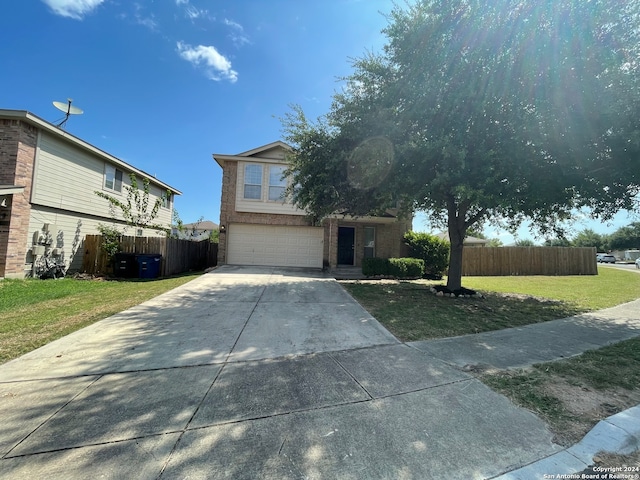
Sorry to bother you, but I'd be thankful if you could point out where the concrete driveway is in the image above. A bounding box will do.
[0,266,560,479]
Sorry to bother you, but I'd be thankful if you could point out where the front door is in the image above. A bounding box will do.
[338,227,355,265]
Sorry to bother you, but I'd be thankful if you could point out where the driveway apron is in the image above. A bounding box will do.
[0,266,560,479]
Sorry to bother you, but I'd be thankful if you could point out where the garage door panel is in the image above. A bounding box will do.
[228,224,323,268]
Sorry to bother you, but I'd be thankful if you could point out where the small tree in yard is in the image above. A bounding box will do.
[95,173,170,235]
[283,0,640,292]
[95,224,122,264]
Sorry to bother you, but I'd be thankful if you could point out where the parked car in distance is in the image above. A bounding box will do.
[636,257,640,269]
[598,254,616,264]
[596,253,605,262]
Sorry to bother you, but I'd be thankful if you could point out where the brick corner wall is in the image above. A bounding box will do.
[0,119,37,278]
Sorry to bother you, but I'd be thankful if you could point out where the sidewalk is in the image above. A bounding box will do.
[0,267,638,478]
[409,298,640,478]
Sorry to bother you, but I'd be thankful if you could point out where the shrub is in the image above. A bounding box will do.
[403,231,449,276]
[362,257,390,276]
[97,224,122,262]
[389,258,425,278]
[362,257,424,278]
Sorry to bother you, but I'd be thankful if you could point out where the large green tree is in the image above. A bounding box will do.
[283,0,640,290]
[609,222,640,250]
[572,228,610,251]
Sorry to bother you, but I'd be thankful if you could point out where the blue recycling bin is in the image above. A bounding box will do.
[136,254,162,279]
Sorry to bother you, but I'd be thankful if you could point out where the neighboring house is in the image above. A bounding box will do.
[172,220,219,241]
[434,232,489,247]
[0,109,181,279]
[213,141,411,269]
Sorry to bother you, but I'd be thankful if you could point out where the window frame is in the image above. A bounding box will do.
[243,164,263,200]
[104,165,123,193]
[162,192,172,210]
[268,165,287,202]
[364,226,375,259]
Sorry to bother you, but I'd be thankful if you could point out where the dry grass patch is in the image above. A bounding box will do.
[481,337,640,447]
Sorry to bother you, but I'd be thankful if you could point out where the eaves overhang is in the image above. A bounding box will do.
[0,109,182,195]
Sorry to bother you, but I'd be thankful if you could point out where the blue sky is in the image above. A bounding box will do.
[2,0,636,243]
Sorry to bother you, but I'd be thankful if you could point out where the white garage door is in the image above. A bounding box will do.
[227,224,324,268]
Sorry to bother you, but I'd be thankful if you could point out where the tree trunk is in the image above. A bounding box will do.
[447,238,464,290]
[446,199,467,291]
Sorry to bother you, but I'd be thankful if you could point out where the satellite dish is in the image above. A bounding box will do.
[52,98,83,128]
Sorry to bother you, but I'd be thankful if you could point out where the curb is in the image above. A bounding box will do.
[493,404,640,479]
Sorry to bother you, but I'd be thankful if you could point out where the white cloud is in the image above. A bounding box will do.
[41,0,105,19]
[176,41,238,83]
[174,0,211,21]
[224,18,251,47]
[224,18,242,30]
[136,15,158,30]
[185,5,206,19]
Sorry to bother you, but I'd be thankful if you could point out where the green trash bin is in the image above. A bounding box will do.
[136,254,162,279]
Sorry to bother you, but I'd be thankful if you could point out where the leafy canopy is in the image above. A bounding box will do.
[283,0,640,289]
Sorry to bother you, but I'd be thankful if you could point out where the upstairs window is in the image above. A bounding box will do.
[104,165,123,192]
[244,164,262,200]
[162,193,172,209]
[268,166,287,201]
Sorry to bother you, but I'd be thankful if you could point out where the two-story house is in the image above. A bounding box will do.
[0,109,181,279]
[213,141,411,269]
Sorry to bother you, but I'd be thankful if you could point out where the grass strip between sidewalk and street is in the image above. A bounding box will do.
[0,273,201,364]
[481,336,640,447]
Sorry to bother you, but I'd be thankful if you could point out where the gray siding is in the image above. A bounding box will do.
[27,206,167,275]
[24,132,173,276]
[32,132,172,226]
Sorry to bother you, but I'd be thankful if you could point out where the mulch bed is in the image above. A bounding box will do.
[430,285,481,298]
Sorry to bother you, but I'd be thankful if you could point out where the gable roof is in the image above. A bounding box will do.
[0,109,181,195]
[435,232,489,245]
[182,220,218,231]
[213,141,292,167]
[236,141,291,157]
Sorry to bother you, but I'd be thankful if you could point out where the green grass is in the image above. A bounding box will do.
[461,266,640,310]
[342,267,640,341]
[0,273,201,363]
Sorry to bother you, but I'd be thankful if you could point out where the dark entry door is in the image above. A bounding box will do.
[338,227,355,265]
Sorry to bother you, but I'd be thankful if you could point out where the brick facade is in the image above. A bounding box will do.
[217,156,412,269]
[323,218,412,268]
[217,160,314,265]
[0,119,37,278]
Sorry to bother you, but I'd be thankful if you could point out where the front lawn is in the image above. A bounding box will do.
[0,273,201,364]
[341,267,640,340]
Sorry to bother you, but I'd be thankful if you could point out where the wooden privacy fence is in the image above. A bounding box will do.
[82,235,218,277]
[462,246,597,276]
